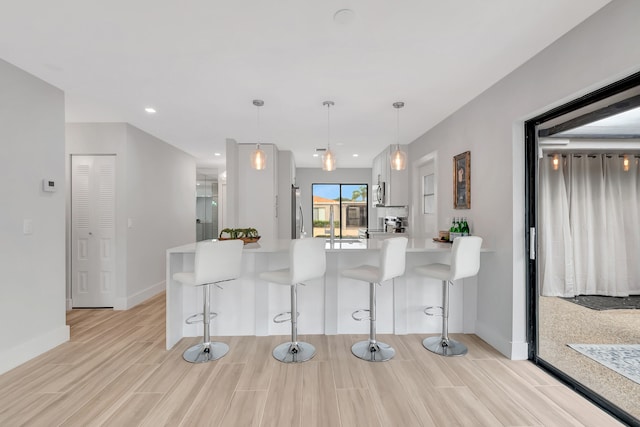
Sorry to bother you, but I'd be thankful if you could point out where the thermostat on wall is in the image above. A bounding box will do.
[42,179,57,192]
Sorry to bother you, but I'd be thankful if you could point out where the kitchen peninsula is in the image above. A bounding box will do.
[166,237,490,350]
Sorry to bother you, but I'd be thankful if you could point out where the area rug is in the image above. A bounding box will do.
[561,295,640,310]
[568,344,640,385]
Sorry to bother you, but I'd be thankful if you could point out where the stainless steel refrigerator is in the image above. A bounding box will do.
[291,185,304,238]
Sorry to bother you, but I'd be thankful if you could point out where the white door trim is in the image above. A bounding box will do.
[411,151,438,238]
[71,155,116,308]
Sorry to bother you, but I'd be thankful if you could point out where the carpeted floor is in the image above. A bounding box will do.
[538,296,640,420]
[562,295,640,310]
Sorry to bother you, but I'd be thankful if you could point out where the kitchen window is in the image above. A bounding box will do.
[312,183,368,238]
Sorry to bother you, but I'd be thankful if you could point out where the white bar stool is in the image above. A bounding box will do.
[259,238,327,363]
[172,239,244,363]
[341,237,408,362]
[415,236,482,356]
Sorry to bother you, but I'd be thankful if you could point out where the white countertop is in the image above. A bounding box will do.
[167,236,486,254]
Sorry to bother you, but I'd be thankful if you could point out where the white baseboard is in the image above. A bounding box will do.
[66,298,73,311]
[113,281,165,310]
[475,320,529,360]
[0,325,70,375]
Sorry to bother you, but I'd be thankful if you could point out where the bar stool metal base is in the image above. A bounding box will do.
[272,341,316,363]
[351,340,395,362]
[183,342,229,363]
[423,336,467,357]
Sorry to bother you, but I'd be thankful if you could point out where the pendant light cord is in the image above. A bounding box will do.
[396,106,400,150]
[393,101,404,150]
[256,103,261,149]
[326,102,331,149]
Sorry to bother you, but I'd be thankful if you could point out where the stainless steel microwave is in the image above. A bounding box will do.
[372,181,386,207]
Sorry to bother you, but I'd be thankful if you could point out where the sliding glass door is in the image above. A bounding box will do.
[525,71,640,425]
[311,183,367,238]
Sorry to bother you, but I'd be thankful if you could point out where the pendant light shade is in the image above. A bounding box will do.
[251,99,266,170]
[252,144,266,170]
[322,101,336,171]
[390,146,407,171]
[322,148,336,171]
[390,101,407,171]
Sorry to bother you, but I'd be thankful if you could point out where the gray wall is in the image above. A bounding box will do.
[124,125,195,304]
[0,59,69,374]
[407,0,640,358]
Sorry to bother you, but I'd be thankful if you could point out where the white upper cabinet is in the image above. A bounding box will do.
[235,143,279,241]
[277,150,296,239]
[372,145,409,207]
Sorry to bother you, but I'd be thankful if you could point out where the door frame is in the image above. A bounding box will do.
[525,70,640,425]
[70,154,117,308]
[411,151,438,238]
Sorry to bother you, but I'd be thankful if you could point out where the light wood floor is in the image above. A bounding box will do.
[0,292,624,427]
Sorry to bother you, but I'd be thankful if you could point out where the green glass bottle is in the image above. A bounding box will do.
[449,217,457,241]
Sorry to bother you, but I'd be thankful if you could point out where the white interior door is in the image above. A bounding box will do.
[71,155,116,308]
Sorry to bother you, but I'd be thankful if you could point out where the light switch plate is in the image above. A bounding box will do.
[42,179,57,192]
[23,219,33,235]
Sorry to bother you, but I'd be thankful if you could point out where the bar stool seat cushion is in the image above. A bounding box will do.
[259,238,326,286]
[173,240,244,287]
[172,271,197,286]
[259,269,292,285]
[341,265,381,283]
[414,264,451,281]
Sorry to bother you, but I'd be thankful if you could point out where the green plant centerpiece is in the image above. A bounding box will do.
[219,227,260,244]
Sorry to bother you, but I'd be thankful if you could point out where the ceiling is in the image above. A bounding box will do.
[555,107,640,138]
[0,1,612,170]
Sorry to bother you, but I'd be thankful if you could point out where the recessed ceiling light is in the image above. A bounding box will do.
[352,154,359,157]
[313,153,319,157]
[214,152,221,156]
[145,107,156,114]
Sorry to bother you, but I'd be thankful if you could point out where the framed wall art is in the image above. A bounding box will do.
[453,151,470,209]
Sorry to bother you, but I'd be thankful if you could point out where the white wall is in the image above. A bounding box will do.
[66,123,195,310]
[0,59,69,374]
[295,168,372,234]
[407,0,640,359]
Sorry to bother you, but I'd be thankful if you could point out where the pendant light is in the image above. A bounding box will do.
[322,101,336,171]
[250,99,266,170]
[390,101,407,171]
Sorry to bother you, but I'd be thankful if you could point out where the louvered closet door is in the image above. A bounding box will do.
[71,155,116,308]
